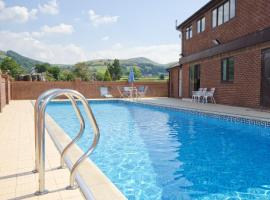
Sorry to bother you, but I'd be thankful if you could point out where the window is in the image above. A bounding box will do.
[197,21,200,33]
[212,0,236,28]
[186,25,193,39]
[212,9,217,28]
[230,0,236,18]
[197,17,206,33]
[202,17,205,32]
[224,1,230,22]
[221,58,234,82]
[218,6,223,25]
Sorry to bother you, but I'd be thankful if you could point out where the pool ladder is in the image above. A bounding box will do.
[34,89,100,195]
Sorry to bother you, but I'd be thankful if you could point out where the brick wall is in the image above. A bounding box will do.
[169,68,179,98]
[182,0,270,55]
[0,75,11,112]
[178,44,269,108]
[11,81,168,100]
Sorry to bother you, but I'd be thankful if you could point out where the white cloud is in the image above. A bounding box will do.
[112,43,123,49]
[38,0,59,15]
[0,1,5,10]
[0,30,179,64]
[101,36,110,41]
[91,43,180,64]
[0,31,86,64]
[29,23,74,38]
[41,23,74,34]
[88,9,119,26]
[0,1,37,23]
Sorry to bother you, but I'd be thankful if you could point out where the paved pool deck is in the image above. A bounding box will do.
[135,97,270,123]
[0,100,85,200]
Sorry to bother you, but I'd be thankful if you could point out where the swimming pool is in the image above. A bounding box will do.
[47,100,270,200]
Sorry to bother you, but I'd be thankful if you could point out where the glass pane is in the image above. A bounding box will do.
[197,20,201,33]
[190,66,194,80]
[218,5,224,26]
[265,52,270,78]
[228,58,234,81]
[202,17,205,31]
[222,60,227,81]
[186,29,189,39]
[212,9,217,28]
[224,1,230,22]
[230,0,236,18]
[195,65,200,79]
[190,26,193,38]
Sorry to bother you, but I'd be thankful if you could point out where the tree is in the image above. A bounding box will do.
[159,74,165,80]
[108,59,122,81]
[96,71,104,81]
[48,66,60,80]
[73,62,92,81]
[60,70,75,81]
[35,63,50,73]
[0,57,24,78]
[133,66,142,79]
[103,69,112,81]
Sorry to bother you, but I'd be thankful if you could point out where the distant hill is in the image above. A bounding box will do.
[0,50,6,60]
[0,50,43,72]
[83,57,174,76]
[0,50,177,76]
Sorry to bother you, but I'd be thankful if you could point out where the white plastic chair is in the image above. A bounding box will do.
[192,88,203,102]
[137,86,148,98]
[100,87,113,98]
[203,88,216,104]
[117,86,131,98]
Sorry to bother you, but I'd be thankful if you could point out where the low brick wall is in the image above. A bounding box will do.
[11,81,168,100]
[0,75,11,112]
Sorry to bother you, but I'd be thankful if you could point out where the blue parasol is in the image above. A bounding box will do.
[128,67,135,98]
[128,66,135,83]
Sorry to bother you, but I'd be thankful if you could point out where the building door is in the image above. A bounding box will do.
[261,49,270,107]
[189,64,200,97]
[179,69,183,97]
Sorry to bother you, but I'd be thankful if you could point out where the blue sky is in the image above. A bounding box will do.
[0,0,208,64]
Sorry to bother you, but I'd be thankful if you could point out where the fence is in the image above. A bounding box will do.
[11,81,168,100]
[0,75,11,112]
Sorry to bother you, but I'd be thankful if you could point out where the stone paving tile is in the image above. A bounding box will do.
[0,101,85,200]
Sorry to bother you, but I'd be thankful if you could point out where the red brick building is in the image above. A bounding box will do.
[168,0,270,108]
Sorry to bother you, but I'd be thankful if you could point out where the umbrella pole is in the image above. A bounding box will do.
[131,82,133,99]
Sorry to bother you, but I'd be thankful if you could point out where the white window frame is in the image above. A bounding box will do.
[212,0,236,28]
[197,17,206,33]
[185,25,193,40]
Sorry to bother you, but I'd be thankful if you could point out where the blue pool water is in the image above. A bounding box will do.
[47,101,270,200]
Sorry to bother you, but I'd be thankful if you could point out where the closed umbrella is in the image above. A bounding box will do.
[128,67,135,98]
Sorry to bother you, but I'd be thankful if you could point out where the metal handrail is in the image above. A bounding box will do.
[34,89,83,172]
[60,94,85,168]
[35,89,84,194]
[68,94,100,189]
[35,89,100,194]
[34,88,60,173]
